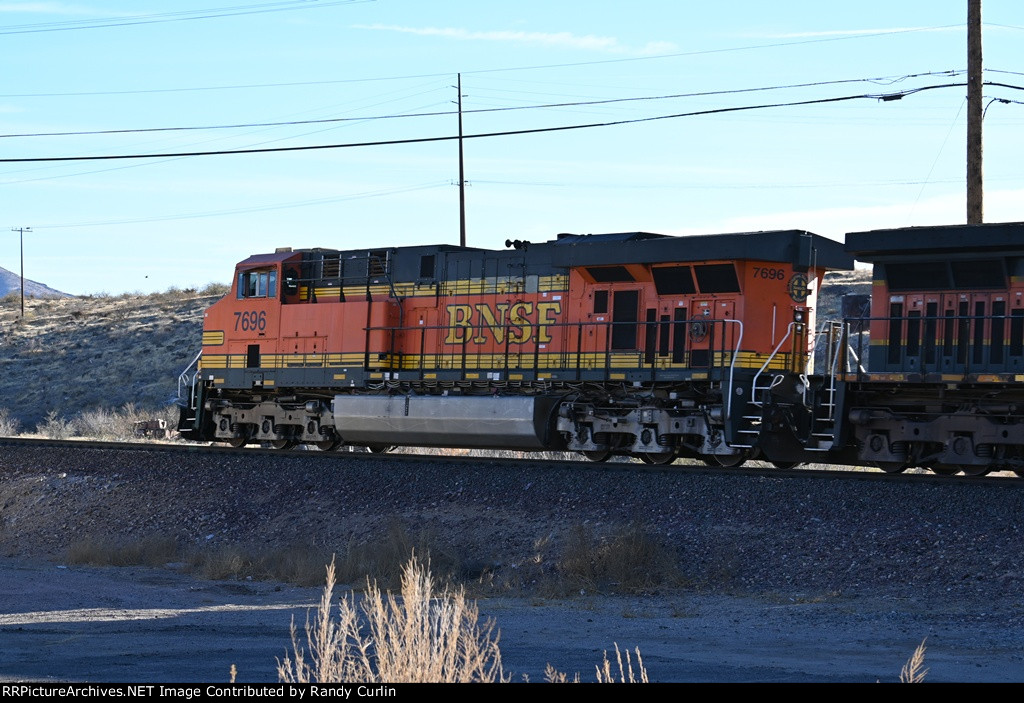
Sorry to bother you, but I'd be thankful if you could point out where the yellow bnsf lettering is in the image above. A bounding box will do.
[473,302,510,344]
[444,300,562,345]
[536,301,561,343]
[444,304,474,344]
[507,301,533,344]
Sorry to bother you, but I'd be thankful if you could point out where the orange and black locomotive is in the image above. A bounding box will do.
[178,229,852,465]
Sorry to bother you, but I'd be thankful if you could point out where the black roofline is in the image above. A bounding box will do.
[846,222,1024,260]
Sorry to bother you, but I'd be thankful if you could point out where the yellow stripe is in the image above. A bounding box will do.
[201,349,799,374]
[202,331,225,346]
[296,274,570,301]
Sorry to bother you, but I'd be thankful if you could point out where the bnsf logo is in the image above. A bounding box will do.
[444,302,562,345]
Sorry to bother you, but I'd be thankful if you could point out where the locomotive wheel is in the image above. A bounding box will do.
[875,462,907,474]
[769,461,804,470]
[639,451,676,466]
[582,450,612,462]
[314,439,341,451]
[959,465,993,477]
[227,437,247,448]
[702,452,748,468]
[928,464,960,476]
[368,444,395,454]
[270,439,296,450]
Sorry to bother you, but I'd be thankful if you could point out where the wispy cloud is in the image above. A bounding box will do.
[354,24,676,55]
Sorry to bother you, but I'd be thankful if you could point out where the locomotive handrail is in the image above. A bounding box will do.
[750,322,796,407]
[844,337,865,374]
[720,319,745,423]
[361,317,748,376]
[841,311,1023,378]
[176,349,202,408]
[825,321,847,422]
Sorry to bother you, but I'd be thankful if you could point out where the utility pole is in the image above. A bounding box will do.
[456,73,467,247]
[10,227,31,318]
[967,0,983,223]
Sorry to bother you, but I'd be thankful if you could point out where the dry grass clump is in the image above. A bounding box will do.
[276,554,650,684]
[542,523,682,596]
[544,644,648,683]
[65,536,335,585]
[900,639,928,683]
[37,410,75,439]
[186,519,464,589]
[277,555,507,683]
[185,544,334,586]
[61,520,463,590]
[66,534,180,568]
[35,403,180,442]
[0,407,22,436]
[334,520,462,591]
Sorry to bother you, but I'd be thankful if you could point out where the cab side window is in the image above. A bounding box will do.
[237,269,278,299]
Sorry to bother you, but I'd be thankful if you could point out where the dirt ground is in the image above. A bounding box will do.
[2,558,1023,683]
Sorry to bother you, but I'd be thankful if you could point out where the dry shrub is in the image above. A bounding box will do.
[550,523,682,595]
[277,555,506,683]
[0,407,22,436]
[72,407,121,440]
[66,534,180,567]
[199,282,230,297]
[173,520,460,588]
[186,544,332,586]
[334,520,461,591]
[37,410,75,439]
[186,546,258,581]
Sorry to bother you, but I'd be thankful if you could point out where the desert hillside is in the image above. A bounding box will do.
[0,269,870,434]
[0,285,226,430]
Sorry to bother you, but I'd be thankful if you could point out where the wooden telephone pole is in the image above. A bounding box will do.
[10,226,31,318]
[967,0,983,224]
[456,73,467,247]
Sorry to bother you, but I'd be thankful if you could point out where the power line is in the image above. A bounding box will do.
[0,71,969,140]
[0,26,966,99]
[0,1,371,35]
[0,84,976,164]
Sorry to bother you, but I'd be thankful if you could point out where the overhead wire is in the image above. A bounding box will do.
[0,0,371,35]
[0,82,987,164]
[0,71,970,140]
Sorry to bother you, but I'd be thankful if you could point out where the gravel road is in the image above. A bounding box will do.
[2,443,1024,682]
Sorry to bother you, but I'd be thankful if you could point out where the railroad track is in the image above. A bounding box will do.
[0,435,1019,485]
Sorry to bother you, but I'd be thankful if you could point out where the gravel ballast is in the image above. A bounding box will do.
[4,443,1024,682]
[2,444,1023,603]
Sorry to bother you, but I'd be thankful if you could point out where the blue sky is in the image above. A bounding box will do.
[1,1,1022,295]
